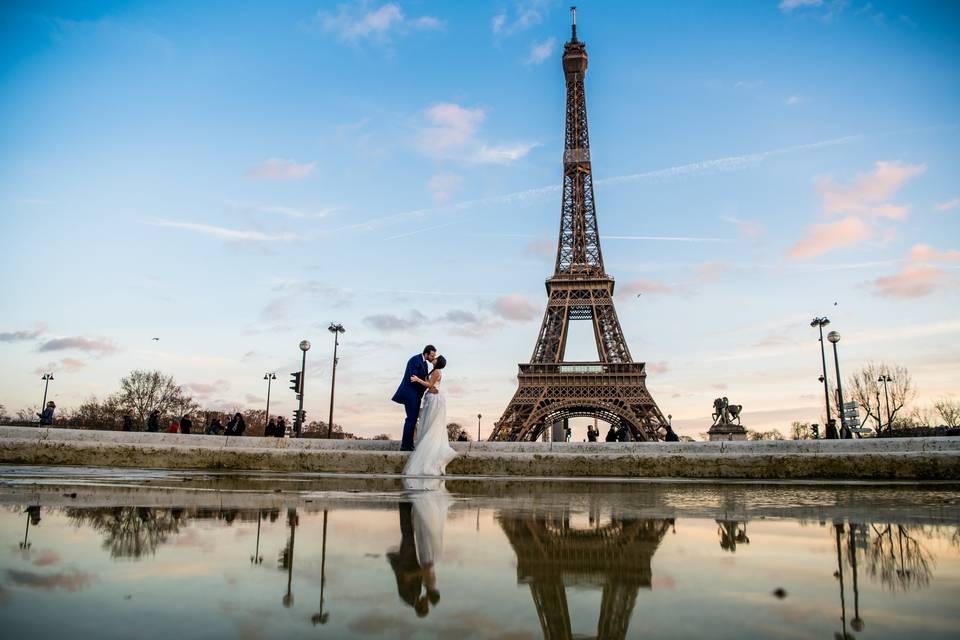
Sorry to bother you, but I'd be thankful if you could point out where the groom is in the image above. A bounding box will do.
[392,344,437,451]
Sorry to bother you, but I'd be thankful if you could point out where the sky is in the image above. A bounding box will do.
[1,0,958,439]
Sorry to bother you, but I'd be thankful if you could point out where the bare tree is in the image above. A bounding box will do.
[848,363,915,433]
[933,398,960,428]
[0,404,8,422]
[371,433,392,440]
[446,422,467,440]
[117,370,199,425]
[16,405,40,423]
[747,429,784,441]
[790,421,812,440]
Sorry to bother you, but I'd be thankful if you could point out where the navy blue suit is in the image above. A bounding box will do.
[392,354,429,450]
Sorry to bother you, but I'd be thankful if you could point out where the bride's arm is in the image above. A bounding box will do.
[410,371,441,393]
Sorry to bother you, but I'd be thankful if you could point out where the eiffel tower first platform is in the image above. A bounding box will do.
[491,9,668,442]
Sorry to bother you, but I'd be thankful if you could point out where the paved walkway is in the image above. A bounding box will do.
[1,425,958,480]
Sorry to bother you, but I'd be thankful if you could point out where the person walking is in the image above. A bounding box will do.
[180,414,193,435]
[275,416,286,438]
[226,412,246,436]
[664,424,680,442]
[167,419,180,434]
[587,425,598,442]
[205,416,224,435]
[616,424,629,442]
[605,425,617,442]
[265,418,277,437]
[147,410,160,433]
[37,401,56,426]
[122,410,135,432]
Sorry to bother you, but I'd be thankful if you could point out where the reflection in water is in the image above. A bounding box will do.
[20,505,41,550]
[278,508,298,607]
[498,510,673,640]
[866,523,934,592]
[385,478,453,618]
[65,507,186,559]
[716,520,749,553]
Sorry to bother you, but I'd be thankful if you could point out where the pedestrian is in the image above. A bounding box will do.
[265,418,277,437]
[226,412,246,436]
[122,410,135,432]
[205,416,223,435]
[37,401,56,426]
[147,410,160,433]
[275,416,286,438]
[180,414,193,435]
[616,424,629,442]
[167,419,180,433]
[664,424,680,442]
[587,425,598,442]
[605,425,617,442]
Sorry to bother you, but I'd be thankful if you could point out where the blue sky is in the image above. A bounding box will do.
[1,0,958,438]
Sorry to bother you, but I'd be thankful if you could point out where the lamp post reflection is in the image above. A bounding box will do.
[280,508,298,607]
[311,509,330,625]
[834,523,851,640]
[848,524,864,633]
[20,505,40,550]
[251,511,263,565]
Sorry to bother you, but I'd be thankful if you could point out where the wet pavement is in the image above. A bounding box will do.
[1,466,958,638]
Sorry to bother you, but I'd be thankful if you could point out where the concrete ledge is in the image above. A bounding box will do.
[1,425,958,480]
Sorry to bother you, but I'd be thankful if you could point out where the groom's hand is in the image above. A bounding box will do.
[428,388,439,394]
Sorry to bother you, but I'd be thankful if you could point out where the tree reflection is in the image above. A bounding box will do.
[865,524,935,592]
[66,507,186,559]
[716,520,749,553]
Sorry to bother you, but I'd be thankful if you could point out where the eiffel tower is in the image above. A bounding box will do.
[491,9,668,442]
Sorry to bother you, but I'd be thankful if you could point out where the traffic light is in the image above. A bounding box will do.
[289,371,302,396]
[811,424,820,440]
[292,410,305,434]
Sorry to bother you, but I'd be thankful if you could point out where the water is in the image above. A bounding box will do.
[1,467,958,639]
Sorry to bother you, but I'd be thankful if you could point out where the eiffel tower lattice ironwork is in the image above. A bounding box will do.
[491,9,668,442]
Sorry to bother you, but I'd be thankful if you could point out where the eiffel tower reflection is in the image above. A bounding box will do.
[498,509,673,640]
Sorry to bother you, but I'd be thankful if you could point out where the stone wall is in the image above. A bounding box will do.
[0,425,958,480]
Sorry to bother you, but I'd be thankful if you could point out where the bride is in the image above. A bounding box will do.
[403,355,458,476]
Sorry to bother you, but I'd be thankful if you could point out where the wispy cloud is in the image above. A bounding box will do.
[525,37,556,65]
[229,201,339,219]
[247,158,315,180]
[721,215,764,239]
[341,132,871,235]
[185,379,230,399]
[617,278,677,298]
[38,336,118,357]
[934,197,960,212]
[779,0,823,13]
[145,220,297,243]
[416,102,536,164]
[871,243,960,299]
[787,217,872,260]
[0,323,47,343]
[32,358,87,375]
[785,95,807,105]
[491,294,541,321]
[816,160,926,220]
[427,173,462,203]
[490,0,551,35]
[316,2,443,44]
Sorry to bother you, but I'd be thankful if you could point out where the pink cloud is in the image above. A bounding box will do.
[871,243,959,298]
[909,244,960,264]
[695,261,729,283]
[492,294,541,321]
[646,361,669,374]
[934,197,959,212]
[786,217,871,260]
[816,160,925,219]
[872,265,947,299]
[617,278,674,297]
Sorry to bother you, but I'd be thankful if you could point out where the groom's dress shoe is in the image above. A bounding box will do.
[400,446,414,452]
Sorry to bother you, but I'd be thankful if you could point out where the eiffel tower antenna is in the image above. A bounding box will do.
[491,11,668,442]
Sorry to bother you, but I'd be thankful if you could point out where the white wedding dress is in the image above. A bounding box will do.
[403,386,458,476]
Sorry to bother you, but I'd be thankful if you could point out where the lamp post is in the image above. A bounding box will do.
[875,387,884,435]
[878,373,893,435]
[477,414,482,442]
[827,331,848,438]
[810,317,832,433]
[40,373,54,410]
[311,509,330,625]
[297,340,311,438]
[327,323,345,439]
[263,373,276,428]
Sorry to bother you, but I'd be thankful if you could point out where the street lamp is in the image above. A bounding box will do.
[263,373,277,428]
[327,323,345,439]
[296,340,311,438]
[878,373,893,435]
[477,413,482,442]
[827,330,848,439]
[810,317,833,434]
[40,373,54,410]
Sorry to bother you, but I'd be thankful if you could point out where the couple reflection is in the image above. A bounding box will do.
[387,478,452,618]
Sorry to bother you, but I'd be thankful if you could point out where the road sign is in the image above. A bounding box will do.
[849,427,873,434]
[843,401,858,411]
